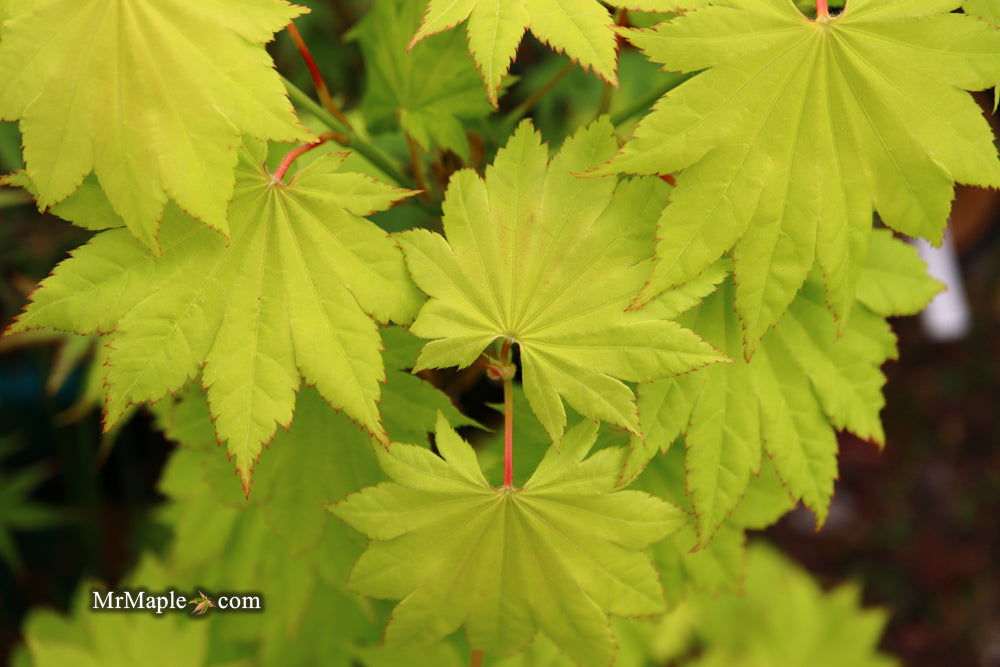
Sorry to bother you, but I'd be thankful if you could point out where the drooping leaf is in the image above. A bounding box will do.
[599,0,1000,355]
[625,245,935,541]
[411,0,670,104]
[856,229,943,317]
[0,0,313,249]
[399,119,727,442]
[635,438,793,602]
[331,415,686,665]
[354,0,492,161]
[6,140,422,491]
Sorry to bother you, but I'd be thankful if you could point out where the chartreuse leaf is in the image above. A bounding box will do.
[6,139,422,491]
[635,439,794,604]
[653,543,895,667]
[331,415,686,665]
[966,0,1000,25]
[23,558,211,667]
[411,0,671,104]
[599,0,1000,355]
[400,120,727,442]
[856,229,943,316]
[354,0,491,161]
[626,232,938,542]
[0,0,312,249]
[153,386,383,665]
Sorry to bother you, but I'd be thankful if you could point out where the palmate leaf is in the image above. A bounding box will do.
[23,559,211,667]
[400,119,727,443]
[599,0,1000,355]
[660,543,894,667]
[354,0,492,162]
[625,232,940,543]
[6,140,422,491]
[0,0,312,250]
[411,0,677,105]
[331,415,686,666]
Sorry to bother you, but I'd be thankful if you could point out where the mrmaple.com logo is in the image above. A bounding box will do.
[90,589,263,616]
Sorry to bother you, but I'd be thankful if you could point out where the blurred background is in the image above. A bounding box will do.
[1,1,999,665]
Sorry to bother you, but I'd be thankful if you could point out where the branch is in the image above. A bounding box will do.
[501,340,514,488]
[284,22,352,129]
[504,63,574,127]
[282,75,413,189]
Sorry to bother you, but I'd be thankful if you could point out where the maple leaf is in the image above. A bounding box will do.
[624,232,939,543]
[6,140,422,491]
[597,0,1000,356]
[399,119,727,442]
[331,414,686,665]
[411,0,671,105]
[354,0,493,162]
[0,0,313,250]
[24,559,211,667]
[966,0,1000,25]
[667,543,894,667]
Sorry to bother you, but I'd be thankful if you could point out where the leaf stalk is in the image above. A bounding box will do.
[501,340,514,488]
[270,132,339,184]
[282,75,413,189]
[284,22,352,129]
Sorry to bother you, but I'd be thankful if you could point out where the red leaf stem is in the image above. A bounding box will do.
[501,340,514,489]
[285,22,352,129]
[271,132,338,184]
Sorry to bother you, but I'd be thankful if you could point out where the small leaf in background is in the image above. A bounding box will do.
[0,438,64,571]
[651,543,894,667]
[411,0,655,104]
[353,0,492,162]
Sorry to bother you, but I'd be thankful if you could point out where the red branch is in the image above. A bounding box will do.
[501,340,514,488]
[816,0,829,18]
[271,133,337,183]
[285,22,351,129]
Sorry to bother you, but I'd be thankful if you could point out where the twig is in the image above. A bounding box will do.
[285,22,352,129]
[504,62,575,127]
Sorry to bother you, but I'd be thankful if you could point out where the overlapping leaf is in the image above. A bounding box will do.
[966,0,1000,25]
[0,0,312,249]
[400,119,726,442]
[625,231,940,543]
[599,0,1000,355]
[6,140,421,491]
[331,415,686,666]
[354,0,492,161]
[411,0,680,104]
